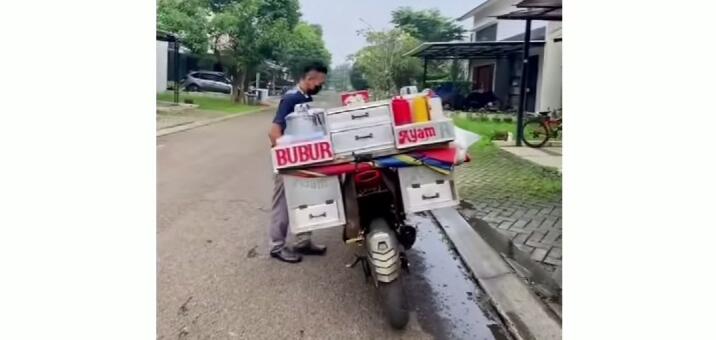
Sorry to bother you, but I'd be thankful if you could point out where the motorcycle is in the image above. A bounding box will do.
[340,161,416,329]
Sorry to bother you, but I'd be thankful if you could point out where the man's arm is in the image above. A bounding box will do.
[268,96,293,147]
[268,123,282,147]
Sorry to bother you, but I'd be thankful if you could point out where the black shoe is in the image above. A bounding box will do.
[293,241,327,256]
[270,248,302,263]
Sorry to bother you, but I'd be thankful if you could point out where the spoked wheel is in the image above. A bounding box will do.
[378,275,409,329]
[521,118,550,148]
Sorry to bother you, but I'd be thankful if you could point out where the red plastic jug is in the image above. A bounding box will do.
[391,97,412,126]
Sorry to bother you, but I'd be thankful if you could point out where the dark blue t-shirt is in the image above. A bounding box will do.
[273,88,312,133]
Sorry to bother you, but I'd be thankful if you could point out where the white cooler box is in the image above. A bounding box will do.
[283,175,346,234]
[326,103,397,156]
[398,166,459,214]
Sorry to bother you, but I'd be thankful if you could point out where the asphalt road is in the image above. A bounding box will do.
[158,92,511,340]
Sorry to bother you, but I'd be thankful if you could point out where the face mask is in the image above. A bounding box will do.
[307,84,322,95]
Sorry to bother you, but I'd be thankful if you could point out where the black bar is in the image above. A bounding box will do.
[422,58,428,90]
[173,40,180,104]
[516,19,532,147]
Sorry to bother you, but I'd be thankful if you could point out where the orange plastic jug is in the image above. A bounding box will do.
[412,96,430,122]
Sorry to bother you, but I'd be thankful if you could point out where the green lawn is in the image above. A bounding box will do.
[157,92,256,114]
[452,115,561,202]
[453,116,516,148]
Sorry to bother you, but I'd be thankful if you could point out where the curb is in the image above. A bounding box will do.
[156,108,266,137]
[430,207,562,340]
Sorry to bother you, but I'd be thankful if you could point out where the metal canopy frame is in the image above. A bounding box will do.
[405,41,546,60]
[404,41,546,88]
[496,8,562,21]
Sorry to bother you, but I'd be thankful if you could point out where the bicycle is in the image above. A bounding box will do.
[520,109,562,148]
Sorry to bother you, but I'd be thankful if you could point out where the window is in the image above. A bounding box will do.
[474,24,497,42]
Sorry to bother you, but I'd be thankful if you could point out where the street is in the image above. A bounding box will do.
[157,92,510,340]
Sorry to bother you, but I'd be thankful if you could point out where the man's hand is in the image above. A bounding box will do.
[268,123,283,147]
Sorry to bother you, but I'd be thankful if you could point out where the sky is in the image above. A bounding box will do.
[298,0,484,67]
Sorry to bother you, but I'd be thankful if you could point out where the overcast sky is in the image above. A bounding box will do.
[298,0,484,67]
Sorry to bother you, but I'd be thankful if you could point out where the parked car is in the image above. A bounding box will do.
[182,71,232,94]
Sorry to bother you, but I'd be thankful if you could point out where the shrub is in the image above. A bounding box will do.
[502,117,514,123]
[183,98,194,104]
[492,131,508,141]
[479,115,489,122]
[491,117,502,123]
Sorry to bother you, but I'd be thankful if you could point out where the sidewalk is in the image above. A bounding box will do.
[455,144,562,286]
[157,102,272,136]
[498,144,562,172]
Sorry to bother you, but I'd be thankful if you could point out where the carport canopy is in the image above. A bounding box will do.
[404,41,545,60]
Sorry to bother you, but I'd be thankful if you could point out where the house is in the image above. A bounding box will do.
[458,0,562,112]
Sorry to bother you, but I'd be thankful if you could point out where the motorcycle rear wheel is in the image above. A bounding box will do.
[369,217,409,329]
[378,275,409,329]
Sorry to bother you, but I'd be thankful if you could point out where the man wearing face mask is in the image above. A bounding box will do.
[267,61,328,263]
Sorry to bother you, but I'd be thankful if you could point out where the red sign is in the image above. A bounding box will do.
[341,90,370,106]
[394,120,456,149]
[398,126,437,145]
[272,138,334,171]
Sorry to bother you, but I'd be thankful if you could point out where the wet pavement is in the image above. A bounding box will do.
[405,213,511,340]
[157,91,511,339]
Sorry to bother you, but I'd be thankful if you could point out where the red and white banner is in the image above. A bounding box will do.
[340,90,370,106]
[271,138,335,171]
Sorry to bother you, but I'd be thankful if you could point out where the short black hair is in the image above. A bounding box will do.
[301,61,328,78]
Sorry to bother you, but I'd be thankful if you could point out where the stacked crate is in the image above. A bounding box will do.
[271,92,461,233]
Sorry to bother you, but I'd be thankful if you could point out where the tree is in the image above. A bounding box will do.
[327,63,352,91]
[157,0,330,103]
[390,7,467,85]
[390,7,465,42]
[349,62,369,91]
[281,22,332,81]
[354,29,422,99]
[211,0,292,102]
[157,0,211,54]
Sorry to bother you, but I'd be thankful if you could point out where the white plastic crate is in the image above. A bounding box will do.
[283,175,346,234]
[330,123,396,156]
[398,166,459,214]
[326,103,392,132]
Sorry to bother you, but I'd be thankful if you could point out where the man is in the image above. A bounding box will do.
[267,62,328,263]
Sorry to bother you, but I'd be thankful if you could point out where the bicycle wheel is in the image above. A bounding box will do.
[521,119,550,147]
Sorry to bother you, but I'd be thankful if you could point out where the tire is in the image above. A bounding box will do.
[186,84,200,92]
[521,118,550,148]
[378,275,409,329]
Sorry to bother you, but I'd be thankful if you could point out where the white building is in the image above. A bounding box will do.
[458,0,562,112]
[156,40,168,93]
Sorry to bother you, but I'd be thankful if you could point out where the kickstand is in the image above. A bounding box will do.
[346,255,372,283]
[400,252,410,274]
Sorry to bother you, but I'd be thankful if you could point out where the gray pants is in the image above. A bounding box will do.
[268,174,311,252]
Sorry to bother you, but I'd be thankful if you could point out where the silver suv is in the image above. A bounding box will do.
[183,71,232,94]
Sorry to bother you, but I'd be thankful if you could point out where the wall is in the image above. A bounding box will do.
[538,22,562,112]
[468,0,546,42]
[156,41,168,93]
